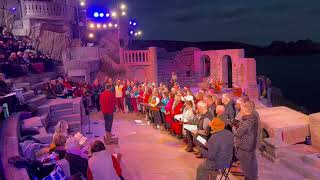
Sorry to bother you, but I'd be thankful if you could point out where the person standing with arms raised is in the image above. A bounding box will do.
[100,84,116,144]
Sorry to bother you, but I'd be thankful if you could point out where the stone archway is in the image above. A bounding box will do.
[222,55,233,88]
[200,55,211,77]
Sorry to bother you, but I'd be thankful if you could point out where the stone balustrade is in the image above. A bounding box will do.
[22,1,75,21]
[124,50,150,65]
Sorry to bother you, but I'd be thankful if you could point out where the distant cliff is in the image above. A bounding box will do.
[130,39,320,56]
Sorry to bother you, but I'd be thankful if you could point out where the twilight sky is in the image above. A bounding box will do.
[92,0,320,45]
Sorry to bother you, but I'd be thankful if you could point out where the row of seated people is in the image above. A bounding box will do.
[101,77,260,180]
[13,118,124,180]
[0,27,56,78]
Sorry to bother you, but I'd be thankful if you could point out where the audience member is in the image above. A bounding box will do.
[196,118,234,180]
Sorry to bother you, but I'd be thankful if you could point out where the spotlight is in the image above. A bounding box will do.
[114,24,118,28]
[93,12,99,17]
[80,1,85,6]
[133,22,137,26]
[89,23,95,28]
[137,31,142,35]
[108,23,113,27]
[88,33,94,38]
[134,32,138,36]
[120,3,127,10]
[99,13,104,17]
[103,24,107,28]
[97,24,101,28]
[106,13,110,17]
[129,21,132,25]
[11,7,16,11]
[129,30,134,35]
[121,11,126,16]
[111,11,117,17]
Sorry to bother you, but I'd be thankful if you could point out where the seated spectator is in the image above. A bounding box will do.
[196,118,234,180]
[50,133,67,160]
[0,73,10,96]
[53,79,64,95]
[43,82,56,99]
[87,140,120,180]
[64,137,88,178]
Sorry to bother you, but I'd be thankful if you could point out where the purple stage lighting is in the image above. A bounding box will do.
[106,13,110,17]
[99,13,104,17]
[129,21,132,25]
[94,12,99,17]
[133,22,137,26]
[129,30,134,35]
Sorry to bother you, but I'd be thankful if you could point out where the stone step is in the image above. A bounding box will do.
[15,82,30,90]
[50,113,81,124]
[23,90,35,101]
[26,94,47,107]
[280,151,320,179]
[30,82,47,93]
[50,108,77,118]
[50,102,74,111]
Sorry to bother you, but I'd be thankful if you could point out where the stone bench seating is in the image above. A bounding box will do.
[0,113,30,180]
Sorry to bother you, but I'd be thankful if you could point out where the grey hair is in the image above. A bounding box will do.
[240,101,255,115]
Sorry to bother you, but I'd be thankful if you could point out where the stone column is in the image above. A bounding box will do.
[148,47,158,84]
[245,58,258,99]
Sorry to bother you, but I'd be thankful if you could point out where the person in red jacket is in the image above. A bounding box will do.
[100,84,116,144]
[171,94,184,136]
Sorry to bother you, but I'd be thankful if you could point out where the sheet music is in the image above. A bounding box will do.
[196,135,207,146]
[183,124,198,132]
[174,114,183,121]
[4,92,16,97]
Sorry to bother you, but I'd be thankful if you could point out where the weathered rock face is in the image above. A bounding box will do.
[31,23,72,61]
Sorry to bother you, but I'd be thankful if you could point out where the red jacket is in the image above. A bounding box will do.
[171,101,184,116]
[100,90,116,114]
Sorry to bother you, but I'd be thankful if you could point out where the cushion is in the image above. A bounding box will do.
[22,117,43,129]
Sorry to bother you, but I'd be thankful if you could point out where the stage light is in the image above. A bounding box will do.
[133,22,137,26]
[120,3,127,10]
[137,31,142,35]
[88,33,94,38]
[99,13,104,17]
[106,13,110,17]
[80,1,85,6]
[121,11,126,16]
[129,21,132,25]
[129,30,134,35]
[93,12,99,17]
[97,24,101,28]
[103,24,107,28]
[89,23,95,29]
[114,24,118,28]
[108,23,113,27]
[11,7,16,11]
[111,11,117,18]
[134,32,138,36]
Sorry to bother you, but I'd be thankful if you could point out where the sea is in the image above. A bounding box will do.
[255,54,320,114]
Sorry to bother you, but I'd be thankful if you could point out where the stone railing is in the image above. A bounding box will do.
[123,50,150,65]
[22,1,75,21]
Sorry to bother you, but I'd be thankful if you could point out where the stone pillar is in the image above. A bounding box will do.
[193,51,202,79]
[245,58,258,99]
[310,113,320,149]
[148,47,158,84]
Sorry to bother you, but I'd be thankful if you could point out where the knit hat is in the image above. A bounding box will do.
[210,117,225,132]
